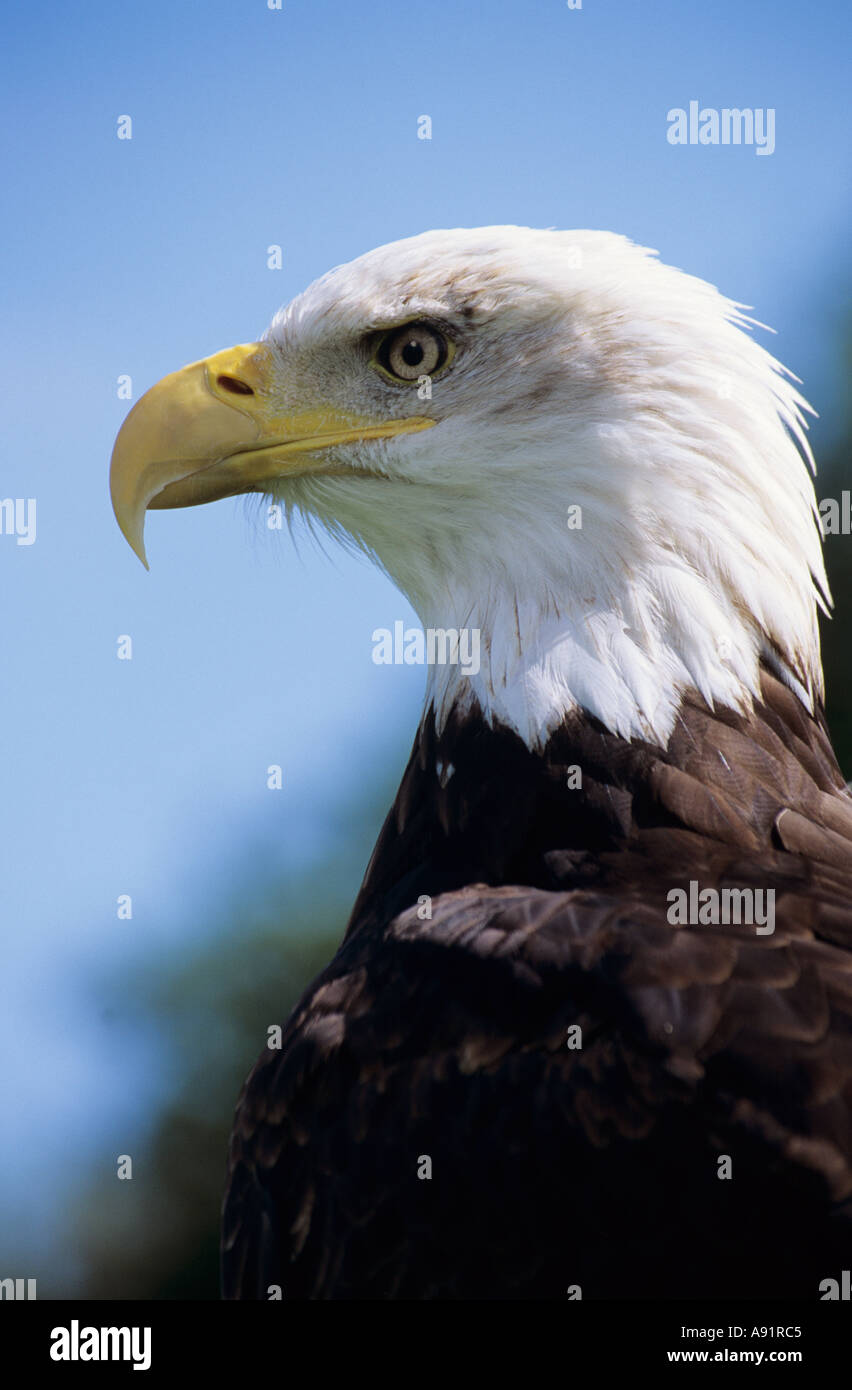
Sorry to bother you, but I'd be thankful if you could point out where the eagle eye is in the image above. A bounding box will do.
[374,322,450,383]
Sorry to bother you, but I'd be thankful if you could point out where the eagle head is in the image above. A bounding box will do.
[111,227,827,748]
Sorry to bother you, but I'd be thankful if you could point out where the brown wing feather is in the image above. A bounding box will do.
[222,671,852,1299]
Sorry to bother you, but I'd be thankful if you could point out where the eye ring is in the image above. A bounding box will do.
[372,321,453,383]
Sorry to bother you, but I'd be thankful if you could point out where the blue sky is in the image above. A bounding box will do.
[1,0,850,1279]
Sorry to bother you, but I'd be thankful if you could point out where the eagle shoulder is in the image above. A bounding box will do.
[223,872,852,1299]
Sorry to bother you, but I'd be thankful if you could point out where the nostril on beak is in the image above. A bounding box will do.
[216,374,255,395]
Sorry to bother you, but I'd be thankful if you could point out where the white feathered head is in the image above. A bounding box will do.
[111,227,827,747]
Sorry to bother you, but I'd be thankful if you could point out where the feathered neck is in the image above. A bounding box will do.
[277,232,827,751]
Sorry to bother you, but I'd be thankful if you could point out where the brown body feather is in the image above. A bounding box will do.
[222,670,852,1299]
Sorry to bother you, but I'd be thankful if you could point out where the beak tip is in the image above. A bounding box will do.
[112,503,150,570]
[129,531,150,571]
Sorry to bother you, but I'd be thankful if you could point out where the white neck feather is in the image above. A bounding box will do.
[273,230,827,751]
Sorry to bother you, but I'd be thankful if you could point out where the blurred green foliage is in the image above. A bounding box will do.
[821,363,852,775]
[74,764,404,1299]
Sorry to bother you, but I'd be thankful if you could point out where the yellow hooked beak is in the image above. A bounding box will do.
[110,342,435,567]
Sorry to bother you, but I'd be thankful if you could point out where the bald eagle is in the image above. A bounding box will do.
[111,228,852,1301]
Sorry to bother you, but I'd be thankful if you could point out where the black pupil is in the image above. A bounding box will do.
[401,339,425,366]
